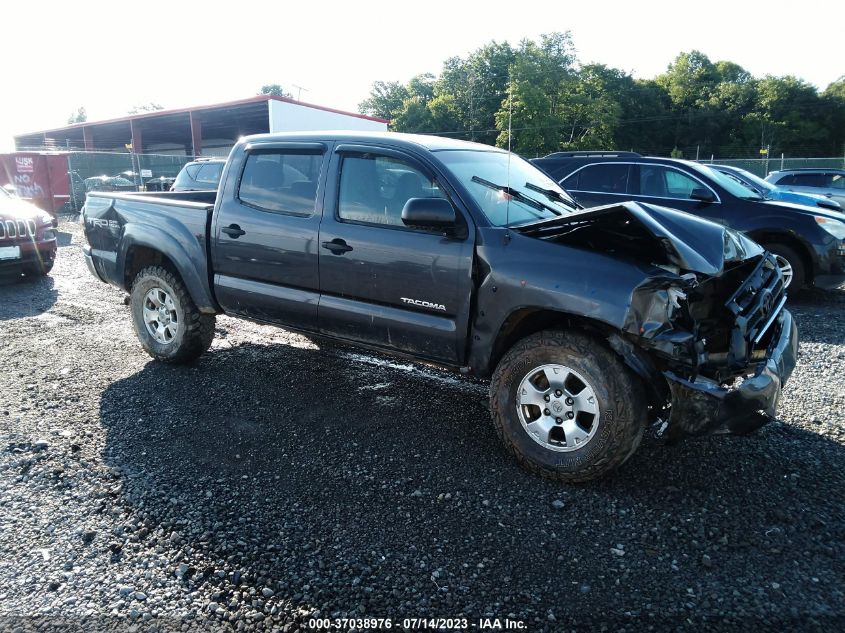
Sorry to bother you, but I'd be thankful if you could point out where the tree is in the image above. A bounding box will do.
[359,81,409,120]
[128,102,164,114]
[361,36,844,159]
[259,84,291,98]
[67,107,87,124]
[822,76,845,155]
[745,76,829,155]
[494,33,579,155]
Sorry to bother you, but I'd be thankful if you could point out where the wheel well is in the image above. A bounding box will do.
[490,308,668,412]
[123,246,176,290]
[748,232,813,281]
[490,308,616,371]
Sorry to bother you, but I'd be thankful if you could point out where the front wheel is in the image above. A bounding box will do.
[765,243,805,290]
[490,330,647,482]
[129,265,215,363]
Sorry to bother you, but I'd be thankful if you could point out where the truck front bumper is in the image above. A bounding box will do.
[663,308,798,440]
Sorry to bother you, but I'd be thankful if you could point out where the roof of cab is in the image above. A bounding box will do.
[240,130,505,153]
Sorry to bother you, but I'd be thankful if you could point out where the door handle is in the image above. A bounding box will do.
[321,239,353,254]
[221,224,246,238]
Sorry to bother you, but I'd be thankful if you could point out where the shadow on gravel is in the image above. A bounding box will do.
[788,286,845,345]
[0,273,58,320]
[98,340,845,627]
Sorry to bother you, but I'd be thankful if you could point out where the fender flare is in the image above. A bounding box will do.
[118,223,216,312]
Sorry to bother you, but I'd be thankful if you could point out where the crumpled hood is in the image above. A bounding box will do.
[0,197,48,223]
[515,200,762,277]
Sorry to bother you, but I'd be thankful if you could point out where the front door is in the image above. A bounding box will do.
[628,163,722,222]
[317,146,474,364]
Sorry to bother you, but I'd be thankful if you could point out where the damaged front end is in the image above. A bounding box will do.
[656,252,798,440]
[518,201,799,440]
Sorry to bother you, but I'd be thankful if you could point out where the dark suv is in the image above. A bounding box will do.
[0,186,58,277]
[531,152,845,290]
[171,158,225,192]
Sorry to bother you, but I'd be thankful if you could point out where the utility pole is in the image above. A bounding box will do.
[292,84,308,101]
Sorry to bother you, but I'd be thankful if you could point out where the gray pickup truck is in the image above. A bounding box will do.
[82,132,798,481]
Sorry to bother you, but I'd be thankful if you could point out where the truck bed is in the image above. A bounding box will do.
[83,190,218,311]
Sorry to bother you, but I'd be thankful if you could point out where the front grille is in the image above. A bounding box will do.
[725,254,786,350]
[0,219,37,242]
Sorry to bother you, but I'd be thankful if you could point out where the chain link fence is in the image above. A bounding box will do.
[698,156,845,178]
[65,152,198,211]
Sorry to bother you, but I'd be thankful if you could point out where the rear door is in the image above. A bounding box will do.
[211,142,328,331]
[317,144,474,364]
[560,163,633,208]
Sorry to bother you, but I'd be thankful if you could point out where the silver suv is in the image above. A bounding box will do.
[765,168,845,208]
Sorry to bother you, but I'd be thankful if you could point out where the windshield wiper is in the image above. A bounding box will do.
[470,176,563,219]
[524,182,579,210]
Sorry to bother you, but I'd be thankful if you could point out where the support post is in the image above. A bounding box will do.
[82,126,94,151]
[190,112,202,158]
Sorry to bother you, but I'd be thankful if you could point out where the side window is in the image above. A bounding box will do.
[790,173,826,187]
[664,169,699,198]
[185,164,201,179]
[337,154,445,228]
[238,151,322,215]
[574,164,628,193]
[561,171,580,190]
[830,174,845,190]
[640,166,700,199]
[195,162,223,185]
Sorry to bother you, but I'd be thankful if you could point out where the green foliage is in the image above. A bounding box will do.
[67,107,87,124]
[259,84,291,98]
[359,35,845,158]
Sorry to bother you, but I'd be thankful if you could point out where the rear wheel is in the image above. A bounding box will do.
[765,243,805,290]
[129,265,215,363]
[490,330,647,482]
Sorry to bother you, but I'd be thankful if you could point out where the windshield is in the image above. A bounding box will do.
[437,150,577,227]
[692,164,763,200]
[719,167,776,195]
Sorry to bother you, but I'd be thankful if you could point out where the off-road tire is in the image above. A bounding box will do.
[490,329,647,482]
[765,243,806,291]
[130,265,215,363]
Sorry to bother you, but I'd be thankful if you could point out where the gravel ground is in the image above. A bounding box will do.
[1,217,843,632]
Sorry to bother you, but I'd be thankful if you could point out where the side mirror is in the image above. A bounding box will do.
[690,187,715,203]
[401,197,457,229]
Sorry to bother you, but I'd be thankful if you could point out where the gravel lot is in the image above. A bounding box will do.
[1,218,844,632]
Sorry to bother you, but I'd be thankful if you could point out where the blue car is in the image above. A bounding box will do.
[711,164,842,211]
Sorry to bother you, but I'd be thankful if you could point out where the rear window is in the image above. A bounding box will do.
[195,162,223,185]
[777,173,827,187]
[238,151,322,215]
[173,163,201,188]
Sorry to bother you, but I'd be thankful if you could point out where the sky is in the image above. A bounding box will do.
[1,0,842,152]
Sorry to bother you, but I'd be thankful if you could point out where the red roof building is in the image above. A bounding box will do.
[14,95,389,157]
